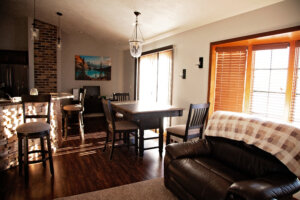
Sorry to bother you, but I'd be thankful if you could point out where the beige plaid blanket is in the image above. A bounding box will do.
[204,111,300,177]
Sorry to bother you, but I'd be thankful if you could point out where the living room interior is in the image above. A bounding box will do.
[0,0,300,199]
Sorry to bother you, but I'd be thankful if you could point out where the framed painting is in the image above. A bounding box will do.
[75,55,111,80]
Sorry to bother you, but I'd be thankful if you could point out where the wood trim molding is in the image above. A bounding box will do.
[285,41,296,121]
[211,26,300,46]
[142,45,173,56]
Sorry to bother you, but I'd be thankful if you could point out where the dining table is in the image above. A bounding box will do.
[111,101,183,156]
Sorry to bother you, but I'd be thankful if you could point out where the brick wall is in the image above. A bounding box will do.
[34,20,57,93]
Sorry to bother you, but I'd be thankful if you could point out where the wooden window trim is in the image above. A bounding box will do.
[208,26,300,118]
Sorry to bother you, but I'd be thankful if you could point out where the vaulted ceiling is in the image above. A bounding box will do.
[0,0,283,45]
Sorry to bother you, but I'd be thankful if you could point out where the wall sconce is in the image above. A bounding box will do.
[198,57,203,68]
[180,69,186,79]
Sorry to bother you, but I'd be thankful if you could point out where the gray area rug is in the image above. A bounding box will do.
[55,178,178,200]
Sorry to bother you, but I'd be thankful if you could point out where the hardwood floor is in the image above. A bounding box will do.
[0,117,164,200]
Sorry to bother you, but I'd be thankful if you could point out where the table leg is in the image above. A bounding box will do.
[139,127,144,157]
[159,117,164,156]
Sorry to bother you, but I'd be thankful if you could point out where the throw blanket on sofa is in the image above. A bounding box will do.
[204,111,300,177]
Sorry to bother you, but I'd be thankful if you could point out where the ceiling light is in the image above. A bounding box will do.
[129,11,144,58]
[56,12,63,49]
[31,0,39,41]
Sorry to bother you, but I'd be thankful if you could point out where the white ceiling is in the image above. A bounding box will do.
[0,0,283,46]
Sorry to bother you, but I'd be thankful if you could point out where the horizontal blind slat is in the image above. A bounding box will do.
[214,49,247,112]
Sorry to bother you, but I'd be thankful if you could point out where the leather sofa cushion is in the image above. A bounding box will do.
[207,136,290,177]
[167,157,249,200]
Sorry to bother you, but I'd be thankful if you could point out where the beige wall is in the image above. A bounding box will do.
[0,14,28,51]
[60,32,124,97]
[122,50,135,100]
[133,0,300,125]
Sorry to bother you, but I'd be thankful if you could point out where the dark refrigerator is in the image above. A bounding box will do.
[0,50,29,98]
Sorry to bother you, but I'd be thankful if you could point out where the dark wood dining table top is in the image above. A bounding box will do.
[111,101,183,115]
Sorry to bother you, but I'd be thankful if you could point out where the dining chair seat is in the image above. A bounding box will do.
[16,122,51,135]
[166,124,200,136]
[63,104,83,111]
[108,121,139,132]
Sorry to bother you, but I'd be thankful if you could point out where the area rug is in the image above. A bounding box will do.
[55,178,177,200]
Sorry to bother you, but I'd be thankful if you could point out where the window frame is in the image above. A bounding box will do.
[208,26,300,122]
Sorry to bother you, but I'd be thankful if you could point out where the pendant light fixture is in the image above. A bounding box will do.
[31,0,39,40]
[129,11,144,58]
[56,12,63,49]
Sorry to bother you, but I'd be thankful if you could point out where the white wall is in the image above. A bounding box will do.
[122,50,135,100]
[136,0,300,125]
[60,32,124,97]
[0,14,28,51]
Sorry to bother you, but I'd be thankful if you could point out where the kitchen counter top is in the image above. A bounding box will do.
[0,92,73,106]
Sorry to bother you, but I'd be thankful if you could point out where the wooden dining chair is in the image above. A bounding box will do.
[17,94,54,182]
[102,99,138,160]
[113,92,130,101]
[166,103,210,145]
[113,92,130,119]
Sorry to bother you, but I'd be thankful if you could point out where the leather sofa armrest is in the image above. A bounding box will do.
[165,139,211,160]
[227,175,300,200]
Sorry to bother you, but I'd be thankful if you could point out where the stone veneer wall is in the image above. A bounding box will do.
[34,20,57,93]
[0,101,62,170]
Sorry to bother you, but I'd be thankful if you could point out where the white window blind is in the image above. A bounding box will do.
[290,41,300,126]
[250,43,289,120]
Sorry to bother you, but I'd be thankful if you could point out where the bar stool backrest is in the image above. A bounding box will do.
[79,88,87,110]
[21,94,52,124]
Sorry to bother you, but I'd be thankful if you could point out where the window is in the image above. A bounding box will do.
[214,46,247,112]
[208,27,300,125]
[290,41,300,126]
[250,43,289,120]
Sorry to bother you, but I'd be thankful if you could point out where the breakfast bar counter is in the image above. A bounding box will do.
[0,93,73,170]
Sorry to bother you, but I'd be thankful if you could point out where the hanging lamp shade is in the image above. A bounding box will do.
[31,0,39,41]
[129,11,144,58]
[31,25,39,41]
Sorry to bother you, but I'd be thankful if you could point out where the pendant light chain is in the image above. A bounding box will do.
[56,12,63,48]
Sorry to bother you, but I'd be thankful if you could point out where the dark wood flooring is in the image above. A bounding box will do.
[0,117,164,200]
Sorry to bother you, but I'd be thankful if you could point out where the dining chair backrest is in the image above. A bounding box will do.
[21,94,52,124]
[185,103,210,137]
[101,99,115,129]
[113,93,130,101]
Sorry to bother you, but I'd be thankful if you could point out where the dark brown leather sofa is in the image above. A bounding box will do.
[164,136,300,200]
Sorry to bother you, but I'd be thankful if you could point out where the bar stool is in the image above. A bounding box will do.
[17,94,54,181]
[63,88,86,141]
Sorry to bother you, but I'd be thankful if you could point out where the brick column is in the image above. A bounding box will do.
[34,20,57,93]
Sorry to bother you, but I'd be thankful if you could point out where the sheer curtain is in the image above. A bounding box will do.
[138,50,172,105]
[138,49,173,127]
[138,53,158,103]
